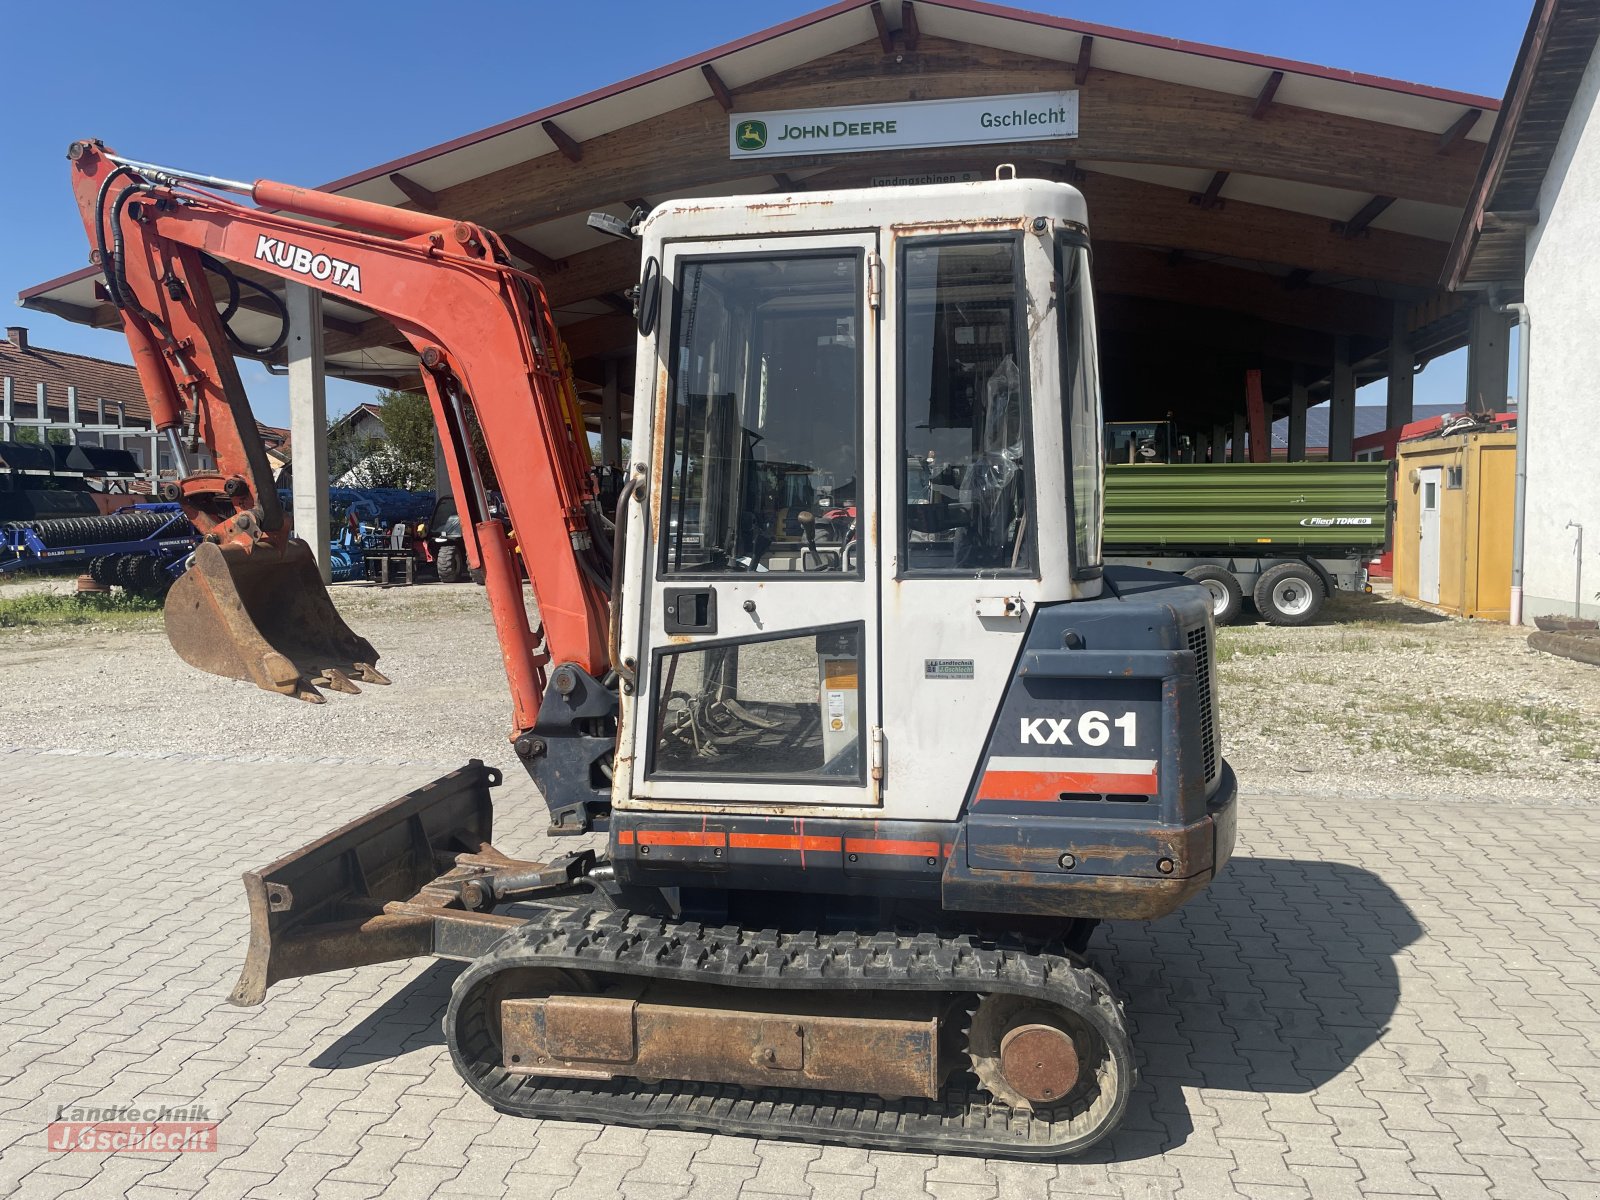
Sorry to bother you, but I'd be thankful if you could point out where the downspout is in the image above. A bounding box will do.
[1493,290,1531,625]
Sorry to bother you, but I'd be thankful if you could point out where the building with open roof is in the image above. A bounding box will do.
[21,0,1506,480]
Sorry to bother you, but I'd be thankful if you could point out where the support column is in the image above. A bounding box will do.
[1329,336,1356,462]
[1231,412,1247,463]
[286,283,330,583]
[1465,300,1512,417]
[1211,422,1227,463]
[1288,376,1309,462]
[66,386,79,445]
[2,376,11,440]
[1387,302,1415,431]
[1193,431,1210,464]
[601,359,623,467]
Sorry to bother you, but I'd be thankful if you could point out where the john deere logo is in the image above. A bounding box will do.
[735,120,768,151]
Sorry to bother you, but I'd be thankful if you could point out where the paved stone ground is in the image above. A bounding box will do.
[2,746,1598,1199]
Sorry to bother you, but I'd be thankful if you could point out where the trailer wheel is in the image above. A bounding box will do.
[1183,566,1243,625]
[435,542,466,583]
[89,555,118,586]
[1254,562,1324,626]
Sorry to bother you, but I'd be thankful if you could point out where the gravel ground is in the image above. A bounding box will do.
[0,582,520,772]
[1219,588,1600,802]
[1,579,1596,803]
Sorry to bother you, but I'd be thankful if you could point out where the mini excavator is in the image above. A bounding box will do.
[66,140,1236,1157]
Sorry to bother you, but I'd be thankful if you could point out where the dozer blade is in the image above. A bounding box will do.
[164,538,388,702]
[230,761,527,1007]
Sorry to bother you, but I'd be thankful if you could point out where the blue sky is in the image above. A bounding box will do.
[2,1,1528,425]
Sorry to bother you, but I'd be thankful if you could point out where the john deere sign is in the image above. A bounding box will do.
[728,91,1078,159]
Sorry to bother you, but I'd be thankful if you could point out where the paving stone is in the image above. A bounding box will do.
[4,752,1600,1198]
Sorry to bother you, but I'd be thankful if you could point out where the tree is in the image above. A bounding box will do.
[326,390,436,490]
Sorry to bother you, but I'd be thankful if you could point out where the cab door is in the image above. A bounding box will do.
[628,233,882,811]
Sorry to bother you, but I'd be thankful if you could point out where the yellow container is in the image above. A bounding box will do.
[1393,429,1516,620]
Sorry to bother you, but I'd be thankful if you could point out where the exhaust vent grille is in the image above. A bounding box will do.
[1186,624,1219,784]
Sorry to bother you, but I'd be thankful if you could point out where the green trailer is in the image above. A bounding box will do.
[1103,461,1391,625]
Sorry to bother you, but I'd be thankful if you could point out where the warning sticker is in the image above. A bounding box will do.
[823,659,859,690]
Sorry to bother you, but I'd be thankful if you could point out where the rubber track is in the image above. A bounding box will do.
[445,905,1135,1159]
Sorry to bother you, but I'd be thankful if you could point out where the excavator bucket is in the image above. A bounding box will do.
[164,539,389,702]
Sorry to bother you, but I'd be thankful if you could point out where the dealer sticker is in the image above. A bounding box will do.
[925,659,975,680]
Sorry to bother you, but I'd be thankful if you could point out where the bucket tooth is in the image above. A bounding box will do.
[163,538,384,699]
[315,668,361,695]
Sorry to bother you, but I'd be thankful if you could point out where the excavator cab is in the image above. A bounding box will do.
[609,179,1112,830]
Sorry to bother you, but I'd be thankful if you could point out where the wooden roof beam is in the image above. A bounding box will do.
[1482,208,1539,231]
[771,172,806,192]
[1251,70,1284,119]
[542,119,583,164]
[388,172,440,210]
[501,234,565,275]
[1191,170,1229,211]
[900,2,920,51]
[433,42,1482,233]
[597,292,634,315]
[1075,35,1094,86]
[1437,108,1484,153]
[678,155,1451,286]
[1092,242,1395,339]
[701,63,734,113]
[1337,195,1396,238]
[871,3,894,53]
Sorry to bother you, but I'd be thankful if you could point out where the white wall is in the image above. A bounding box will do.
[1523,42,1600,622]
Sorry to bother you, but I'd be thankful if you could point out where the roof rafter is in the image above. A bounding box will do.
[1191,170,1229,210]
[900,2,920,50]
[1437,107,1483,153]
[388,172,441,210]
[1337,195,1396,237]
[871,3,894,52]
[1251,70,1284,118]
[541,119,583,164]
[701,63,735,112]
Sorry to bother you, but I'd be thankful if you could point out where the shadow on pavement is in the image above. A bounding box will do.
[1085,855,1423,1162]
[307,857,1420,1165]
[309,959,463,1068]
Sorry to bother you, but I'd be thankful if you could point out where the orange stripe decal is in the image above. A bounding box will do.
[636,830,727,848]
[978,769,1159,801]
[616,830,635,845]
[728,833,842,852]
[845,838,942,858]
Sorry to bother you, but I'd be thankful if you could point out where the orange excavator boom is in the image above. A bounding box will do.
[65,140,612,729]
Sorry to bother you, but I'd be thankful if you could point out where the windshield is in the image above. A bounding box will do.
[661,253,863,576]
